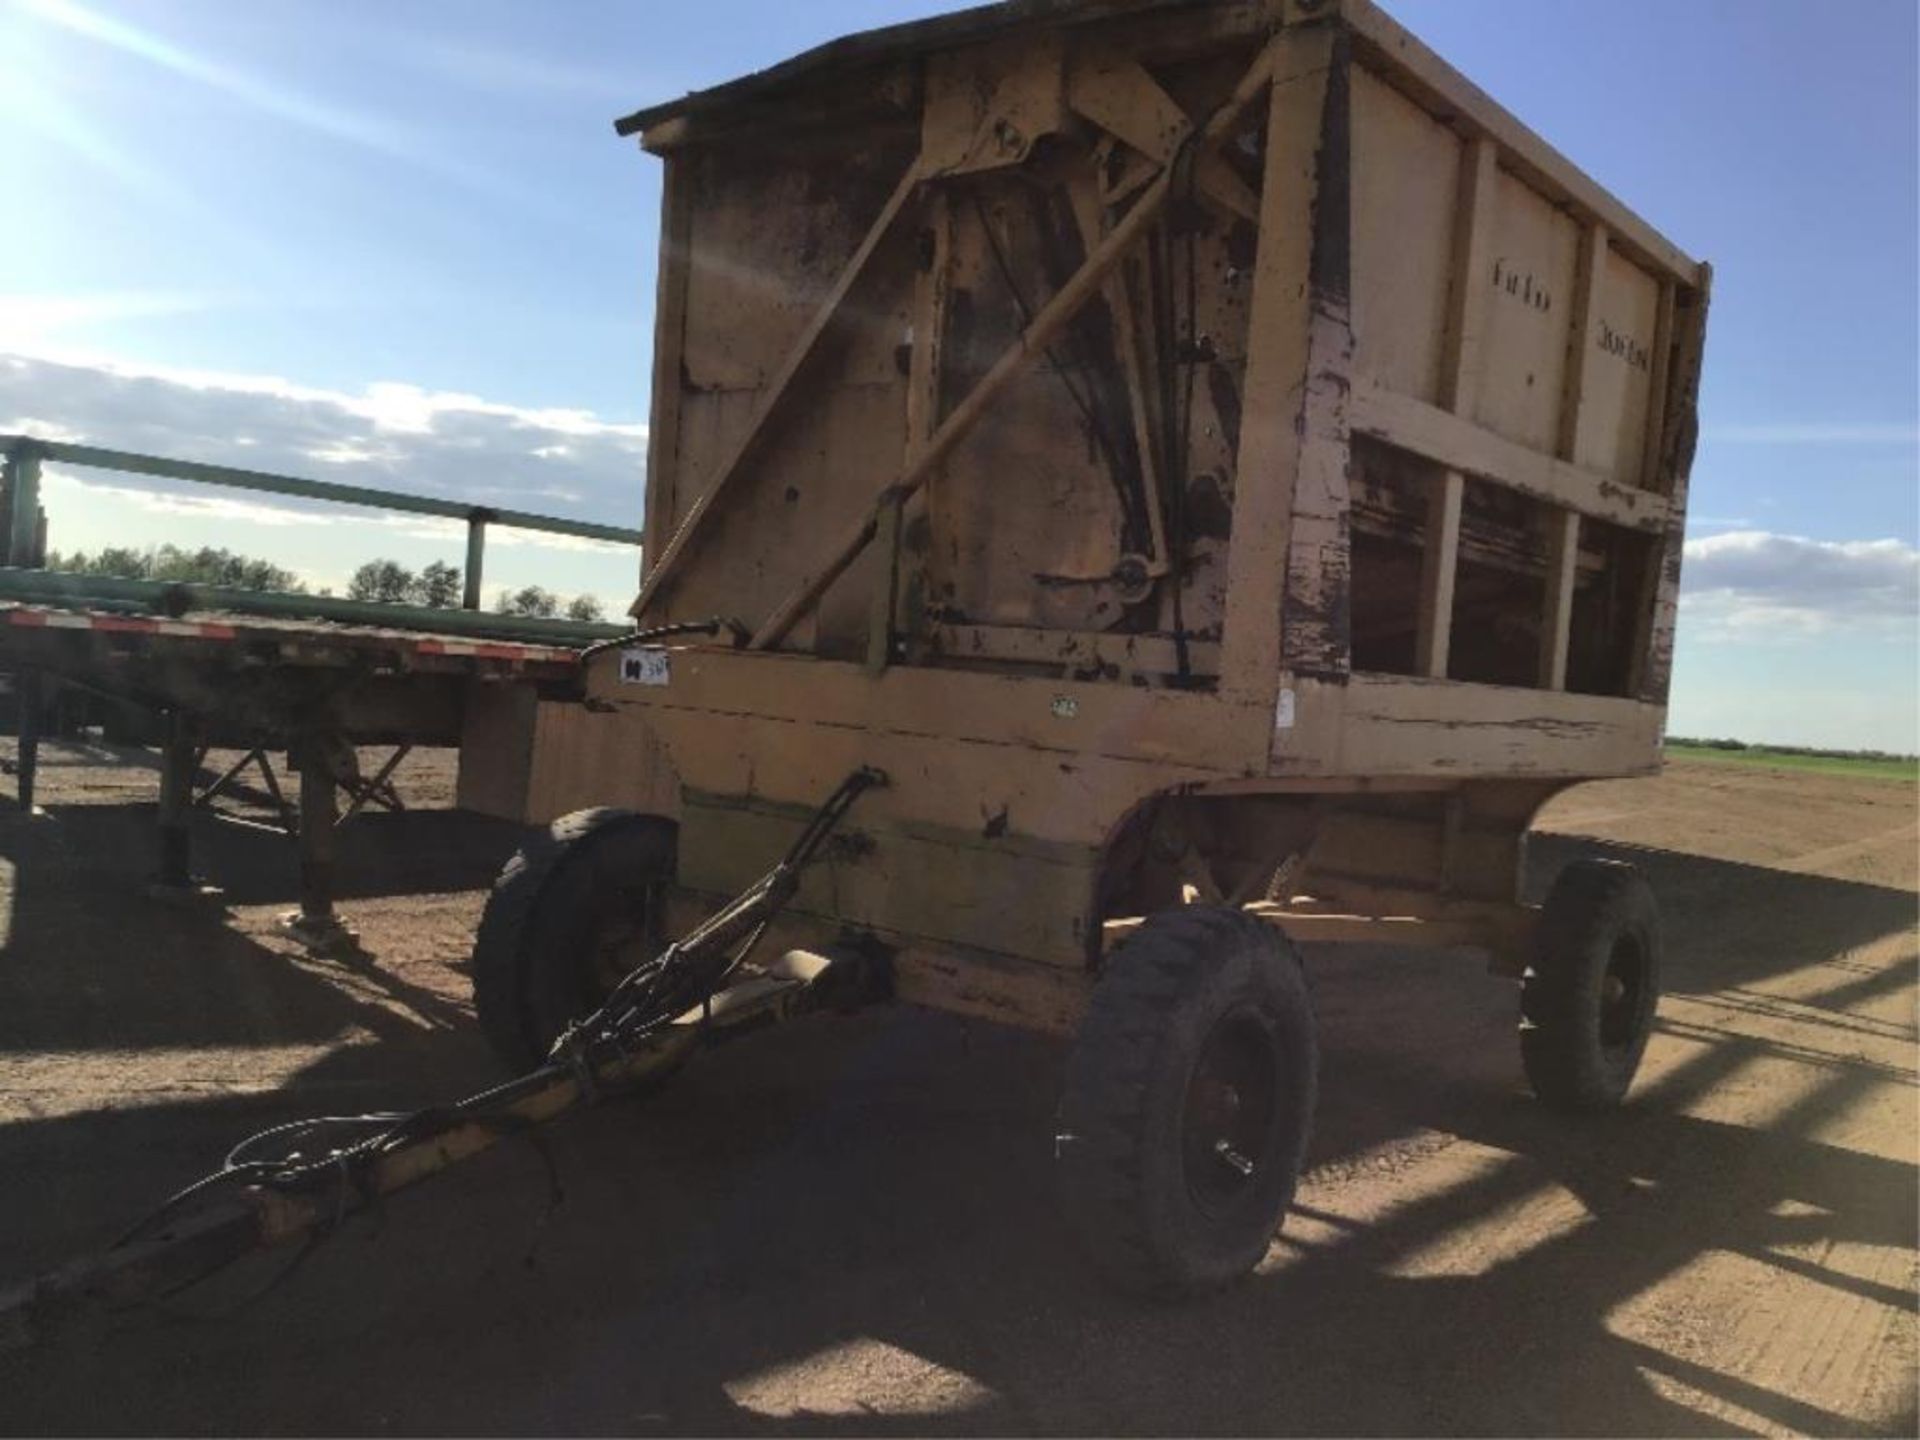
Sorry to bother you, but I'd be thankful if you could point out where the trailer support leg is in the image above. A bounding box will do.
[157,712,195,889]
[144,710,221,904]
[14,668,40,813]
[283,740,356,953]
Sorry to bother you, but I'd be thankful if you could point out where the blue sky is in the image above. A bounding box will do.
[1,0,1915,749]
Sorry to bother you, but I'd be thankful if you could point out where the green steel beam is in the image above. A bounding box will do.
[463,515,488,610]
[0,567,629,649]
[0,435,643,547]
[3,446,41,567]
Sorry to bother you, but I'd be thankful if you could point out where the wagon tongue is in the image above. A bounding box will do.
[0,769,890,1354]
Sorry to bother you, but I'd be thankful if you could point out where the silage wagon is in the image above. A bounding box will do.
[3,0,1708,1333]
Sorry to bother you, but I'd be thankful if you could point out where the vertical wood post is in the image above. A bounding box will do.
[1539,508,1581,690]
[1630,266,1712,700]
[1415,136,1498,680]
[1439,139,1498,417]
[1556,221,1609,463]
[1219,24,1341,711]
[1540,219,1608,688]
[865,490,903,676]
[639,161,694,595]
[1416,473,1464,677]
[1640,280,1677,493]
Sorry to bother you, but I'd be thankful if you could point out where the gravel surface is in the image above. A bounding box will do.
[0,740,1912,1436]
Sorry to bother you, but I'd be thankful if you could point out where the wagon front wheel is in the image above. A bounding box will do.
[471,808,678,1073]
[1055,906,1318,1297]
[1520,858,1662,1111]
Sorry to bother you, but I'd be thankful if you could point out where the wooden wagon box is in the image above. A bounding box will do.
[476,0,1710,1025]
[2,0,1717,1323]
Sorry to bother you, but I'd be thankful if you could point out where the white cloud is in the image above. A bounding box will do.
[1680,530,1919,639]
[4,351,647,613]
[47,472,332,529]
[0,351,647,520]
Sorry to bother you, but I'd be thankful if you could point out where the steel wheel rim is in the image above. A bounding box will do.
[1181,1007,1281,1216]
[581,883,661,999]
[1598,933,1647,1052]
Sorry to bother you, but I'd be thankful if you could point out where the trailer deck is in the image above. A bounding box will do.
[0,593,601,948]
[0,433,639,942]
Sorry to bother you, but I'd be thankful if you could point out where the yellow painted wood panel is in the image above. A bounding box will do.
[678,147,914,393]
[1275,673,1663,778]
[587,646,1262,771]
[522,702,681,825]
[626,703,1219,848]
[1350,65,1461,406]
[1345,0,1703,286]
[677,796,1097,966]
[1350,383,1670,532]
[1575,246,1663,483]
[1472,166,1580,456]
[455,684,535,821]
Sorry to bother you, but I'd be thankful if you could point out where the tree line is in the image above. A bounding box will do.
[346,559,604,620]
[49,545,305,594]
[46,545,607,621]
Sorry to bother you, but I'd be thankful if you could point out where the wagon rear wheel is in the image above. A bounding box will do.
[1520,858,1662,1110]
[1055,906,1317,1297]
[471,808,677,1073]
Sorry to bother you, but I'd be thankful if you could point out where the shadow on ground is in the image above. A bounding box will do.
[0,796,1912,1435]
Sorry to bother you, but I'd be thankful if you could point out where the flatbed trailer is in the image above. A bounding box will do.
[1,0,1709,1335]
[0,434,639,939]
[0,592,596,943]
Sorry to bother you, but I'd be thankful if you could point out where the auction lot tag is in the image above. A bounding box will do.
[619,646,671,687]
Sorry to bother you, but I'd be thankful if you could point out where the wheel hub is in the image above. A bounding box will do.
[1182,1009,1280,1213]
[583,886,663,997]
[1599,935,1646,1052]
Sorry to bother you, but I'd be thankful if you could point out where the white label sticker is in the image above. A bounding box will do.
[1275,686,1296,729]
[619,646,671,687]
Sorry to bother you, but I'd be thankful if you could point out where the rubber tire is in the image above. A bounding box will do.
[1055,906,1318,1297]
[471,808,677,1073]
[1520,859,1661,1111]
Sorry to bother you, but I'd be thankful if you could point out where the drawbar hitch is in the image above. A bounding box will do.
[0,766,889,1352]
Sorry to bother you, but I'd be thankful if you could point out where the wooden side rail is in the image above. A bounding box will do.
[1350,387,1672,536]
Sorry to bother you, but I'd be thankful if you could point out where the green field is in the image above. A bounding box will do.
[1665,740,1919,782]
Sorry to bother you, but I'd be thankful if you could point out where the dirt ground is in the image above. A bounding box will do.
[0,739,1912,1436]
